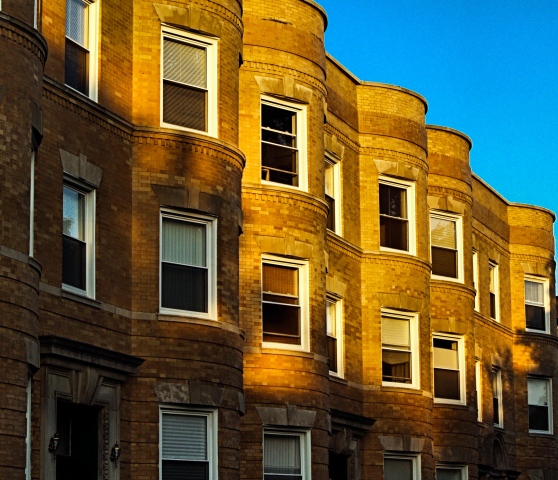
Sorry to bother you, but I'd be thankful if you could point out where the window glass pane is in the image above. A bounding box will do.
[382,317,410,347]
[325,162,334,197]
[66,0,88,47]
[434,369,460,399]
[384,458,413,480]
[380,216,408,250]
[526,305,546,330]
[433,339,458,369]
[63,235,86,290]
[162,460,208,480]
[261,144,298,185]
[431,217,456,249]
[65,40,89,94]
[528,379,548,406]
[163,82,207,131]
[162,218,206,267]
[436,468,462,480]
[326,301,336,336]
[262,105,295,134]
[162,263,208,312]
[263,264,298,297]
[382,350,411,383]
[162,414,207,461]
[525,280,544,304]
[164,39,207,89]
[431,246,457,278]
[380,184,407,219]
[262,303,300,343]
[63,186,84,239]
[264,435,301,475]
[529,405,549,431]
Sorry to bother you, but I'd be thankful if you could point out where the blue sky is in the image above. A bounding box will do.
[318,0,558,227]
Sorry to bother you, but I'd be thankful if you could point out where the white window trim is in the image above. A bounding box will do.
[263,429,311,480]
[430,210,463,283]
[379,176,416,256]
[435,464,468,479]
[261,96,308,192]
[489,260,499,322]
[493,367,503,428]
[25,376,32,480]
[34,0,39,28]
[525,275,551,334]
[62,179,96,298]
[475,358,482,422]
[381,309,420,390]
[327,296,344,378]
[528,377,553,434]
[160,26,218,137]
[159,210,217,320]
[472,249,479,311]
[384,452,421,479]
[433,333,466,405]
[325,153,342,236]
[65,0,99,101]
[261,255,309,352]
[159,407,218,480]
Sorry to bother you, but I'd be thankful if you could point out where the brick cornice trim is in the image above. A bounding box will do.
[0,13,47,66]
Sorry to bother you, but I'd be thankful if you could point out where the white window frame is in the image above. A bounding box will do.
[433,333,466,405]
[528,377,553,434]
[384,453,421,480]
[325,153,342,235]
[475,358,482,422]
[489,260,499,321]
[379,176,416,255]
[160,26,218,137]
[62,179,96,298]
[65,0,99,101]
[261,96,308,192]
[159,407,217,480]
[261,256,309,352]
[159,211,217,320]
[34,0,39,28]
[25,376,32,480]
[327,296,344,377]
[430,211,463,282]
[263,429,311,480]
[493,367,503,428]
[525,276,550,334]
[472,249,479,311]
[381,309,420,390]
[435,464,468,479]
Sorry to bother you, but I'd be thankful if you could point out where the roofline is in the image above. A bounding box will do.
[426,124,473,150]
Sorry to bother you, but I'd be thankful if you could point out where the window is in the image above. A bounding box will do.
[382,310,419,389]
[325,155,342,234]
[62,183,95,297]
[433,334,465,404]
[264,430,310,480]
[326,297,343,376]
[492,368,503,428]
[160,409,217,480]
[65,0,98,99]
[472,249,479,311]
[525,277,549,333]
[25,377,32,480]
[384,453,420,480]
[161,28,218,136]
[430,212,462,281]
[160,212,216,319]
[436,465,467,479]
[528,377,552,434]
[489,261,499,320]
[261,97,307,190]
[475,359,482,422]
[380,178,415,254]
[262,258,309,350]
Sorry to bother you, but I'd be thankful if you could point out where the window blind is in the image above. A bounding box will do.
[162,218,206,267]
[436,469,461,480]
[381,317,410,347]
[263,264,298,297]
[525,280,544,304]
[66,0,88,47]
[164,39,207,89]
[264,435,301,475]
[162,413,207,461]
[431,217,456,249]
[384,458,413,480]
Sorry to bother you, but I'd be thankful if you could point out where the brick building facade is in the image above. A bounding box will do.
[0,0,556,479]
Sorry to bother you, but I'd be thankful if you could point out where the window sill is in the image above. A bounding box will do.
[431,275,464,284]
[261,348,313,359]
[381,384,421,393]
[61,288,101,308]
[329,374,348,385]
[528,431,555,438]
[433,400,467,407]
[158,313,218,324]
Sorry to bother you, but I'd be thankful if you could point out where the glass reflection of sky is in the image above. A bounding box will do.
[63,186,84,238]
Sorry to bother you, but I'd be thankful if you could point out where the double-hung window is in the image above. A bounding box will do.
[326,297,343,376]
[62,182,95,297]
[489,261,499,320]
[263,430,310,480]
[160,409,217,480]
[261,97,307,190]
[525,277,549,333]
[382,310,419,388]
[472,249,479,311]
[384,453,420,480]
[262,258,309,350]
[433,334,465,404]
[430,212,462,281]
[65,0,98,99]
[160,212,216,319]
[325,156,342,234]
[380,178,415,254]
[492,368,503,428]
[528,377,552,434]
[161,28,218,136]
[435,465,467,480]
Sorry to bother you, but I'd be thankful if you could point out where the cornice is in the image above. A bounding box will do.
[0,12,47,66]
